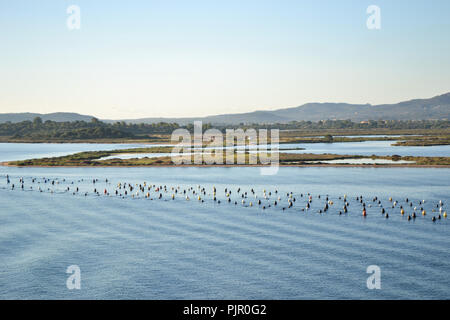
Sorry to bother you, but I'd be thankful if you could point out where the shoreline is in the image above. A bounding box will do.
[2,161,449,168]
[0,140,168,145]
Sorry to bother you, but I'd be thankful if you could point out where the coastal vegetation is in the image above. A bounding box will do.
[6,148,450,167]
[392,136,450,146]
[0,117,177,142]
[0,118,449,144]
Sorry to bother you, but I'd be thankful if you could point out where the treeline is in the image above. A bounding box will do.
[216,119,450,131]
[166,119,449,132]
[0,117,182,140]
[0,117,448,140]
[19,127,135,140]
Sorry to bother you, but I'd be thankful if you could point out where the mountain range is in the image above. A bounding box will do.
[1,92,449,124]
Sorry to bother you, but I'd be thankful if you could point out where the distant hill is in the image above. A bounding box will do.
[1,92,449,124]
[0,112,95,123]
[110,92,450,124]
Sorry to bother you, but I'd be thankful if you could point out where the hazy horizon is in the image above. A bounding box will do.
[0,90,449,121]
[1,0,449,119]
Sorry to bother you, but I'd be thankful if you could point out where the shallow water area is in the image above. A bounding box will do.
[0,166,449,299]
[1,141,449,163]
[0,143,173,162]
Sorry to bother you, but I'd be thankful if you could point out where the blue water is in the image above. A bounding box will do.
[1,141,449,163]
[0,165,449,299]
[280,140,450,157]
[0,143,171,162]
[205,140,450,157]
[89,141,450,161]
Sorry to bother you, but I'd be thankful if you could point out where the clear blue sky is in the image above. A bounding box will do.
[0,0,449,119]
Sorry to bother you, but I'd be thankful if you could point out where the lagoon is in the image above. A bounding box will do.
[0,165,449,299]
[0,143,165,162]
[1,141,449,163]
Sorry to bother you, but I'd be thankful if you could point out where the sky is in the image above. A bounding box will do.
[0,0,449,119]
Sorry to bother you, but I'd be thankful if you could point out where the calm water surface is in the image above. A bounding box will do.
[1,141,449,162]
[0,165,449,299]
[280,140,450,157]
[0,143,171,162]
[90,141,450,161]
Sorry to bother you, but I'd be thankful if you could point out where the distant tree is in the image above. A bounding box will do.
[33,117,43,125]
